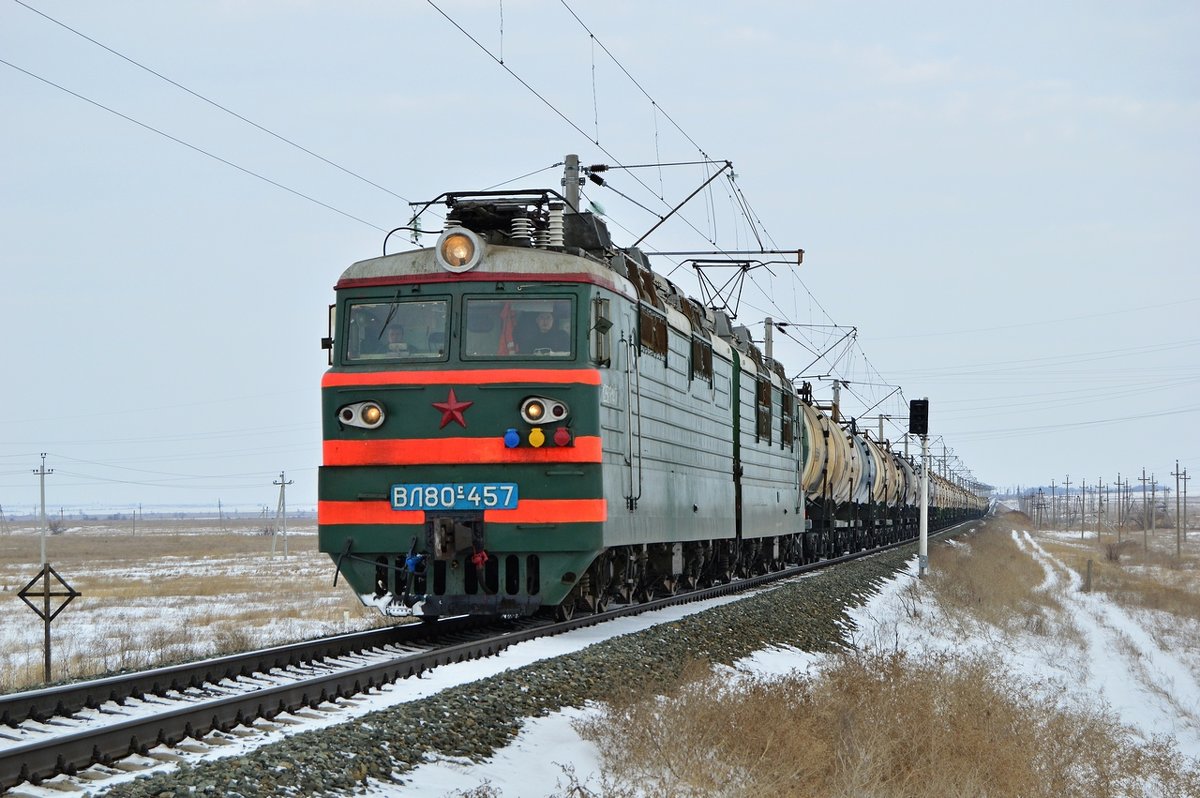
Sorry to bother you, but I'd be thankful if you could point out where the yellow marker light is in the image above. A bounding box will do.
[528,428,546,448]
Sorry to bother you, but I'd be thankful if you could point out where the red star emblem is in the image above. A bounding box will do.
[432,388,473,429]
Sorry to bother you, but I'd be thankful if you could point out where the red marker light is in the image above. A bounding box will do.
[554,427,572,447]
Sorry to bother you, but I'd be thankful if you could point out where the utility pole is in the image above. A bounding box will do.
[1063,475,1072,529]
[1116,471,1122,535]
[1151,475,1157,536]
[0,504,8,536]
[273,471,294,558]
[1123,478,1131,541]
[1080,478,1087,540]
[1102,481,1109,533]
[1182,469,1189,539]
[33,453,53,566]
[1140,469,1149,548]
[1173,460,1183,558]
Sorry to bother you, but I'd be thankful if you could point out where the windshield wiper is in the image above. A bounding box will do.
[377,288,402,340]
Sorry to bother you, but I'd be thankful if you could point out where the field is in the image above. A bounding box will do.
[569,515,1200,797]
[5,513,1199,796]
[0,518,388,693]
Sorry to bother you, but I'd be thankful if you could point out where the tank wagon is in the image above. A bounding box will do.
[318,162,987,620]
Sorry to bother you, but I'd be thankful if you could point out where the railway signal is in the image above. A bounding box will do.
[908,398,929,437]
[909,399,931,578]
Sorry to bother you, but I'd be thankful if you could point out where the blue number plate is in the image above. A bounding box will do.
[391,482,519,511]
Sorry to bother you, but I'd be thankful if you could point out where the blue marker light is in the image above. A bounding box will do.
[503,427,520,448]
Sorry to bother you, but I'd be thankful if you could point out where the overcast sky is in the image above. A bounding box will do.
[1,1,1196,514]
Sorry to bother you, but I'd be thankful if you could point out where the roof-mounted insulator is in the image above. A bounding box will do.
[511,217,534,247]
[548,203,565,248]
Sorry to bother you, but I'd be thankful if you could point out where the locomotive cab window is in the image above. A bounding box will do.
[343,298,449,362]
[463,297,575,359]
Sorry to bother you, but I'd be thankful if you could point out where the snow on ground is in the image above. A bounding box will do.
[0,527,378,686]
[11,524,1198,796]
[385,527,1200,796]
[10,589,776,797]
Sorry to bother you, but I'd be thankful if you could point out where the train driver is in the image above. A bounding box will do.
[518,310,569,354]
[384,323,408,354]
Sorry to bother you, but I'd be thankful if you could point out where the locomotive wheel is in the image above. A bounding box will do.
[555,600,576,622]
[584,555,614,614]
[634,572,659,602]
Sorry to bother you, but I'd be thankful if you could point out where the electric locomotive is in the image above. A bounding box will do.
[318,158,986,620]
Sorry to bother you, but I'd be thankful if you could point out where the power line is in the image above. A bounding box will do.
[10,0,416,207]
[946,403,1200,441]
[884,296,1200,340]
[424,0,739,255]
[0,56,388,232]
[482,161,565,191]
[557,0,709,159]
[427,0,847,358]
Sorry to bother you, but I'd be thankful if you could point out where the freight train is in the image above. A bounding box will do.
[318,160,987,620]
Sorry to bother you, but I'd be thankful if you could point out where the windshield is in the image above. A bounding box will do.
[463,297,574,358]
[344,298,449,362]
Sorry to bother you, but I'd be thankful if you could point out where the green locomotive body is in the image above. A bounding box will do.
[319,180,985,619]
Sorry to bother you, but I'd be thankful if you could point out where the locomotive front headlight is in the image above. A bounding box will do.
[338,401,386,429]
[435,227,484,273]
[522,398,546,423]
[520,396,569,426]
[361,403,384,427]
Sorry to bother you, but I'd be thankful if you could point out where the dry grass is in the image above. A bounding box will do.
[1030,520,1200,677]
[0,520,388,693]
[571,651,1198,798]
[1056,530,1200,619]
[927,519,1063,637]
[569,514,1200,797]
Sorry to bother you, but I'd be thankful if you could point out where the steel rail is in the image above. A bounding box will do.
[0,616,486,727]
[0,517,980,791]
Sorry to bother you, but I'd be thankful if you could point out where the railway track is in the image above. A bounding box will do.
[0,522,975,794]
